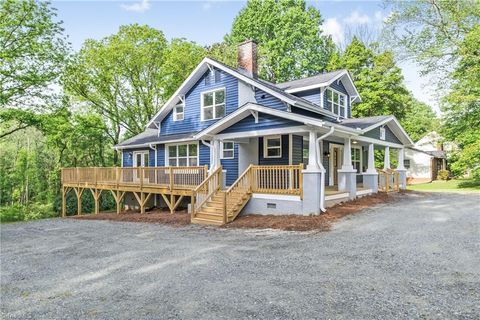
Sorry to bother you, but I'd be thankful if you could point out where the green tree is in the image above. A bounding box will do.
[401,97,438,142]
[225,0,335,82]
[441,25,480,178]
[328,38,410,120]
[0,0,68,108]
[384,0,480,78]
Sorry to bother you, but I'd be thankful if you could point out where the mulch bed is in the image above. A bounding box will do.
[70,192,405,232]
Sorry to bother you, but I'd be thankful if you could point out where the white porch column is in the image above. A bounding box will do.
[306,130,319,171]
[396,148,405,170]
[212,140,221,170]
[341,137,354,171]
[337,137,357,198]
[366,143,376,174]
[383,146,390,170]
[396,147,407,190]
[363,143,378,192]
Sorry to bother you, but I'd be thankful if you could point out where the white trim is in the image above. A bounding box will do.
[120,150,124,167]
[220,141,235,160]
[325,87,347,118]
[216,126,310,141]
[200,87,226,122]
[165,142,199,167]
[325,192,350,201]
[359,116,414,146]
[252,193,301,201]
[357,189,372,196]
[115,137,195,150]
[288,134,293,165]
[380,126,386,140]
[351,145,363,174]
[263,135,282,158]
[354,135,404,149]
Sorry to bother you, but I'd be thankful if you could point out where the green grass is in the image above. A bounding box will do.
[407,179,480,193]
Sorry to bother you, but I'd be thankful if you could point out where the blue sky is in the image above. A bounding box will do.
[52,0,437,111]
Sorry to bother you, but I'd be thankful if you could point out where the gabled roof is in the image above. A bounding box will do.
[275,69,362,103]
[341,115,414,146]
[146,57,341,129]
[114,130,194,149]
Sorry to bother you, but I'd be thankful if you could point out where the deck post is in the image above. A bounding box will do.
[169,167,173,191]
[62,187,67,218]
[140,192,145,214]
[74,187,83,215]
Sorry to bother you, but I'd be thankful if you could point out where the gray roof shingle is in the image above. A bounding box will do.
[275,70,346,90]
[340,115,391,130]
[115,130,194,148]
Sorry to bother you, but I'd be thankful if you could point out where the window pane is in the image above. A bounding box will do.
[175,105,183,113]
[189,157,198,166]
[203,92,213,106]
[339,95,345,105]
[169,158,177,166]
[136,154,142,167]
[334,105,339,115]
[268,148,281,157]
[178,158,187,166]
[223,142,233,150]
[169,146,176,157]
[189,144,197,156]
[203,107,213,120]
[267,138,281,147]
[215,90,225,104]
[327,90,332,101]
[340,106,345,117]
[215,104,225,118]
[144,154,149,167]
[178,145,187,157]
[223,150,234,158]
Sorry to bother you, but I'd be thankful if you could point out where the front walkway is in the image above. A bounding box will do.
[2,192,479,319]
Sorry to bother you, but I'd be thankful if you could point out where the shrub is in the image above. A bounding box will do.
[0,203,58,223]
[437,169,450,181]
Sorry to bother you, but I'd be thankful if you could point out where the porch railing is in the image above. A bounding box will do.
[377,169,400,192]
[251,164,303,198]
[192,166,223,217]
[61,166,209,190]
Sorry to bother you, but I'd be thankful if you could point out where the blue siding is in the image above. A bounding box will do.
[291,106,337,122]
[292,135,303,165]
[322,141,330,185]
[220,114,302,134]
[122,148,151,167]
[255,89,288,110]
[323,80,350,118]
[199,143,210,167]
[294,89,321,106]
[221,143,239,186]
[160,68,238,135]
[258,135,289,165]
[364,125,402,144]
[157,144,165,166]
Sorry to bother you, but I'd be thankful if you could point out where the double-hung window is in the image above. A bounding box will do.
[167,143,198,166]
[221,142,234,159]
[326,88,347,118]
[351,147,362,173]
[264,136,282,158]
[201,88,225,121]
[173,104,184,121]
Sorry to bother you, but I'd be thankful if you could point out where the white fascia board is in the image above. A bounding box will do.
[360,116,414,146]
[354,135,404,149]
[215,126,310,140]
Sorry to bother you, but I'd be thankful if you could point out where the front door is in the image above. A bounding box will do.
[330,145,343,186]
[133,151,149,182]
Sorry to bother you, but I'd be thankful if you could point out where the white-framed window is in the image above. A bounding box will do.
[221,141,234,159]
[167,143,198,166]
[201,88,225,121]
[264,136,282,158]
[173,104,184,121]
[326,88,347,118]
[133,151,149,167]
[380,127,386,140]
[351,147,362,173]
[404,159,411,169]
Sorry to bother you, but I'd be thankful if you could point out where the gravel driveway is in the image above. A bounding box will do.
[1,192,479,319]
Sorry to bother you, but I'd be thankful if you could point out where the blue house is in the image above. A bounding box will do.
[111,40,413,225]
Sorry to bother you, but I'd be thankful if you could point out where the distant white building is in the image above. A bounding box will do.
[405,132,448,184]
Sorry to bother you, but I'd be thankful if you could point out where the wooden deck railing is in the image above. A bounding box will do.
[251,164,303,197]
[377,169,400,192]
[192,166,223,217]
[61,166,208,190]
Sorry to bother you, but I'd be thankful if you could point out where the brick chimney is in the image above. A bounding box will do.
[238,40,257,77]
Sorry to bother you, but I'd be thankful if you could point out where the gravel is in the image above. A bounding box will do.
[1,192,479,319]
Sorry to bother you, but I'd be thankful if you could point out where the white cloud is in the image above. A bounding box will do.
[343,10,371,25]
[321,18,344,45]
[120,0,150,13]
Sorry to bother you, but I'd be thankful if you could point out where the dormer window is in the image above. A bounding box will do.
[201,88,225,121]
[173,104,184,121]
[326,88,347,118]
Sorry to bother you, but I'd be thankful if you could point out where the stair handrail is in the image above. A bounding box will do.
[224,164,254,222]
[192,166,223,217]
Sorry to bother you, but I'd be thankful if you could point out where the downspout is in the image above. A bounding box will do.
[201,140,212,172]
[315,126,335,212]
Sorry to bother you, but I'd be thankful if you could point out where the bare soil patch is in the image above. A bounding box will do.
[224,192,402,231]
[71,209,190,226]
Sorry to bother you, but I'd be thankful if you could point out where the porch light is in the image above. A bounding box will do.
[324,151,330,158]
[352,140,358,144]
